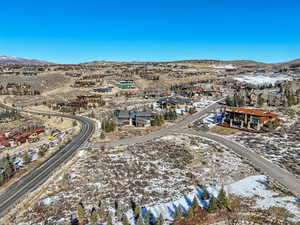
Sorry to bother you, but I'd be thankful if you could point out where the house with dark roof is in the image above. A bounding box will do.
[115,110,153,127]
[0,112,17,123]
[157,97,192,109]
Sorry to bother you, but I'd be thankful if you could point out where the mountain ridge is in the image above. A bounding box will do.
[0,55,55,65]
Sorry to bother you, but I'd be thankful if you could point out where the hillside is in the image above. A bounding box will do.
[0,55,55,65]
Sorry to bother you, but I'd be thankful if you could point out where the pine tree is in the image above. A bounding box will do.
[4,154,15,179]
[257,94,264,107]
[90,207,98,225]
[134,203,141,219]
[218,186,228,208]
[136,215,144,225]
[174,206,182,220]
[22,152,31,164]
[116,205,123,220]
[225,96,234,107]
[0,172,5,184]
[192,196,199,210]
[201,190,209,200]
[156,214,164,225]
[122,213,130,225]
[98,203,105,220]
[207,196,218,213]
[100,131,105,140]
[187,206,194,218]
[77,202,86,222]
[107,212,113,225]
[145,212,154,225]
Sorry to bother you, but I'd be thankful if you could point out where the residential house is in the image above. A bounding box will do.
[115,110,153,127]
[0,112,17,123]
[74,80,96,87]
[157,97,192,109]
[93,87,113,93]
[222,107,279,132]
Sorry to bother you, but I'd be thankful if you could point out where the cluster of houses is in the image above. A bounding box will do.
[0,127,45,148]
[74,80,96,88]
[93,87,113,93]
[0,111,18,123]
[53,94,103,111]
[114,96,196,127]
[0,82,40,96]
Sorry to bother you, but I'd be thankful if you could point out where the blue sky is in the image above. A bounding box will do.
[1,0,300,64]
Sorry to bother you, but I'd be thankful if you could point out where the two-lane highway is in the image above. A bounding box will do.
[0,104,95,218]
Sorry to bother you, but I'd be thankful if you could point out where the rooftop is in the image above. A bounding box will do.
[226,107,278,118]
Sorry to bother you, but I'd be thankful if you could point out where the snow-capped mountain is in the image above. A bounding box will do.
[0,55,55,65]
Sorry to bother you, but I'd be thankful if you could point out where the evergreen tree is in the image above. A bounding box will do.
[90,207,98,225]
[134,203,141,219]
[4,154,15,179]
[192,196,199,210]
[122,213,130,225]
[174,206,182,221]
[156,214,164,225]
[72,120,77,127]
[100,131,105,140]
[187,206,194,218]
[217,186,228,208]
[225,96,234,107]
[257,94,264,107]
[98,202,105,219]
[0,172,5,184]
[77,202,86,222]
[207,196,218,213]
[201,190,209,200]
[116,205,123,220]
[107,213,113,225]
[22,152,31,164]
[145,212,154,225]
[136,215,144,225]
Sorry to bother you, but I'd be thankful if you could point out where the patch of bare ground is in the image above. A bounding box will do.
[9,134,256,225]
[209,126,240,136]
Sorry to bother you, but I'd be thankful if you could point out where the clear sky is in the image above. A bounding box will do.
[1,0,300,64]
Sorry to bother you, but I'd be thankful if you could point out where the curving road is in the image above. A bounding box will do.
[0,104,95,218]
[0,99,299,218]
[176,129,300,197]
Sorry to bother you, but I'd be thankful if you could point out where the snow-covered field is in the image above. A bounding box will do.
[10,134,257,225]
[146,175,300,224]
[210,64,236,69]
[234,74,292,85]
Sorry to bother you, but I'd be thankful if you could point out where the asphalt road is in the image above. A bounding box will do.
[176,129,300,197]
[0,104,95,218]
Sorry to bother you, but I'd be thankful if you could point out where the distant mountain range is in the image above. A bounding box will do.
[0,55,55,65]
[0,55,299,68]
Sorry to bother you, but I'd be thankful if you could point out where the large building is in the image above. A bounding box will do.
[223,107,279,131]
